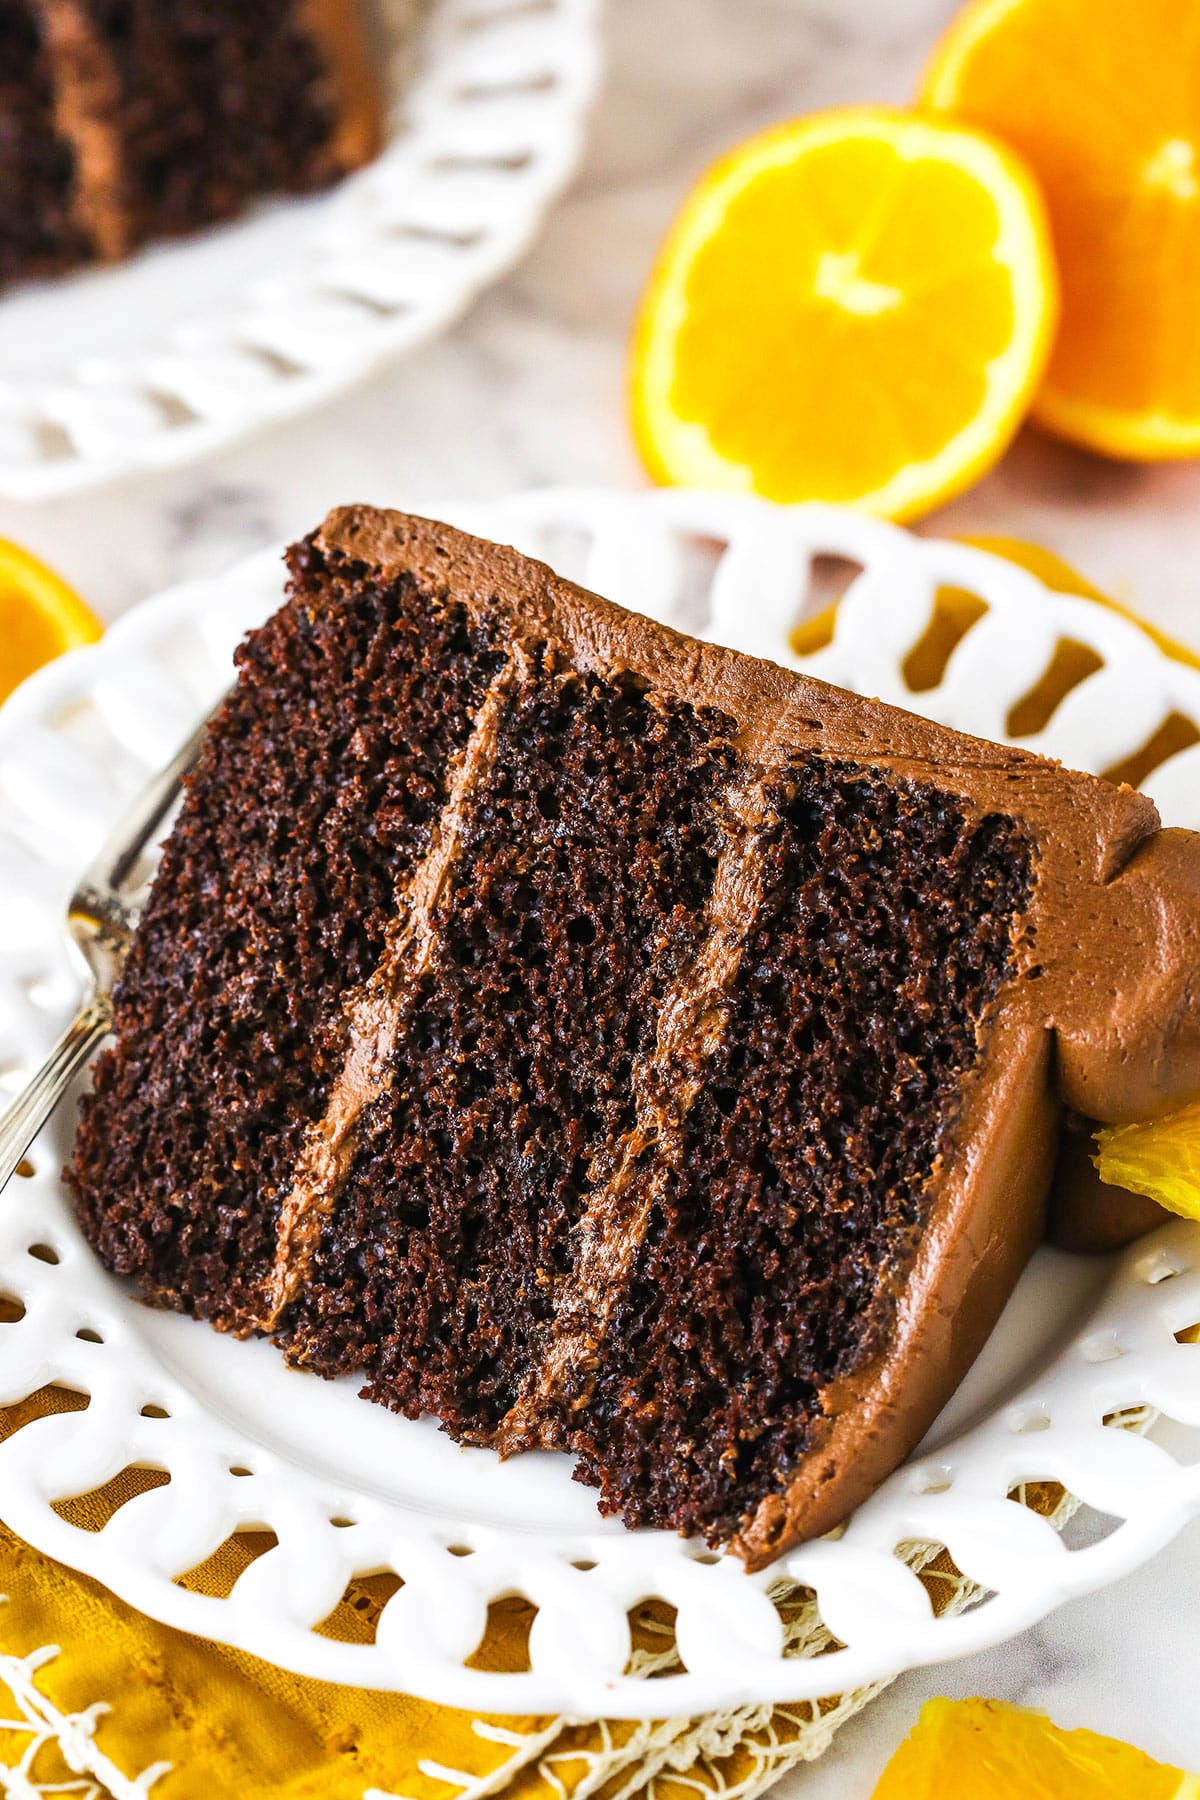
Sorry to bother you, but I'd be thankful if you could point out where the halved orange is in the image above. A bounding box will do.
[873,1697,1199,1799]
[0,539,101,707]
[922,0,1200,459]
[630,107,1058,521]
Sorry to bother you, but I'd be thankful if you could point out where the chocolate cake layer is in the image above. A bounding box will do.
[569,768,1033,1541]
[69,509,1200,1568]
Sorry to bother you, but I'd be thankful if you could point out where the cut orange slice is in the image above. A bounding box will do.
[873,1697,1200,1799]
[630,107,1058,521]
[0,539,101,707]
[922,0,1200,459]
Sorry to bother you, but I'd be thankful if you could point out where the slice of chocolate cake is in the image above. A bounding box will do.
[0,0,89,284]
[0,0,380,286]
[69,510,1200,1568]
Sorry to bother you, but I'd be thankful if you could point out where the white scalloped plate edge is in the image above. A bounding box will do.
[0,487,1197,1718]
[0,0,601,500]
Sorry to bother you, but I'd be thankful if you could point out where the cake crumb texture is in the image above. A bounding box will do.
[68,510,1200,1562]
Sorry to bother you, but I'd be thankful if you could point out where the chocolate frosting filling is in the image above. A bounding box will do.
[492,774,778,1453]
[259,651,523,1330]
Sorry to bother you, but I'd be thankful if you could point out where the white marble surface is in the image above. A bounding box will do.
[4,0,1200,1788]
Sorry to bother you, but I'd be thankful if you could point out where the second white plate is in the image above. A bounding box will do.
[0,0,600,500]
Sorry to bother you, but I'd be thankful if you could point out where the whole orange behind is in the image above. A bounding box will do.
[0,540,101,706]
[873,1697,1199,1798]
[923,0,1200,459]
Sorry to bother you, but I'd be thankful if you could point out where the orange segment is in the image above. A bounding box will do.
[922,0,1200,458]
[630,107,1058,522]
[0,539,101,707]
[1095,1099,1200,1221]
[872,1697,1199,1799]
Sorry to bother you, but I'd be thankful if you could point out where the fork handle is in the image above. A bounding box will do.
[0,993,112,1195]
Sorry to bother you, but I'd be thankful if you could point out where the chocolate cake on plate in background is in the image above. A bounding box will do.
[69,508,1200,1569]
[0,0,381,290]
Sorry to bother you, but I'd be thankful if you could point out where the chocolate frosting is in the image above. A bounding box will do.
[1049,1118,1172,1253]
[304,507,1200,1568]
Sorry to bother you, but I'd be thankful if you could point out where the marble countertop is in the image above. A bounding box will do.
[4,1,1198,1789]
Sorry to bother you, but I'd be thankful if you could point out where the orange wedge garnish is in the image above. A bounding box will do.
[1096,1100,1200,1223]
[0,539,101,707]
[873,1697,1200,1799]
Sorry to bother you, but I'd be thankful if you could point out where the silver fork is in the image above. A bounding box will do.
[0,715,213,1195]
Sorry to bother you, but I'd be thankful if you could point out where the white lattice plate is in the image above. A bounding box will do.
[0,0,600,500]
[0,487,1199,1717]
